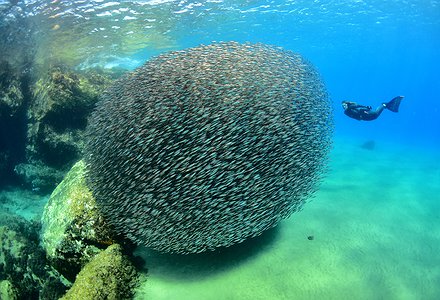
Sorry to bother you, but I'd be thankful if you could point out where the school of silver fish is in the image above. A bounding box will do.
[84,41,333,254]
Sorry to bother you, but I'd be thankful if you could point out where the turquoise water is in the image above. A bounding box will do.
[135,137,440,299]
[1,0,440,299]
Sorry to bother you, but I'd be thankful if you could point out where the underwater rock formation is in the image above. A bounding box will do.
[85,42,333,254]
[0,60,120,192]
[30,66,111,132]
[0,61,24,118]
[0,212,70,299]
[0,279,18,300]
[16,66,115,192]
[61,244,139,300]
[41,160,117,281]
[13,161,65,193]
[0,60,27,186]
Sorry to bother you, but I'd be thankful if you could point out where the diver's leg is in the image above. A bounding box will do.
[374,105,386,117]
[358,106,383,121]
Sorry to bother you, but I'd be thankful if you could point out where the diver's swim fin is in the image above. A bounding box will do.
[385,96,404,113]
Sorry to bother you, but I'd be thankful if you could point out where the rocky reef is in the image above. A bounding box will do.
[0,170,140,299]
[0,61,118,193]
[41,160,118,281]
[1,45,136,297]
[16,66,115,193]
[0,60,27,187]
[61,244,139,300]
[0,61,25,118]
[0,212,70,299]
[39,160,140,298]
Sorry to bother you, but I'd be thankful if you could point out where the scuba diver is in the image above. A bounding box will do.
[342,96,404,121]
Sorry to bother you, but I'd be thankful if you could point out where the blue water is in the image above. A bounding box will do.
[1,0,440,298]
[125,0,440,148]
[5,0,435,147]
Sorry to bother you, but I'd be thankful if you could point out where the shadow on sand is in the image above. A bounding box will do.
[134,225,280,281]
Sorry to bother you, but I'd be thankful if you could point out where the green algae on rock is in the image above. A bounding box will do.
[41,160,117,280]
[15,66,116,192]
[0,61,24,119]
[30,66,113,129]
[0,213,70,299]
[61,244,139,300]
[0,280,18,300]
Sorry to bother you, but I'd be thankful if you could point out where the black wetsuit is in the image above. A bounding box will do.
[343,102,386,121]
[342,96,403,121]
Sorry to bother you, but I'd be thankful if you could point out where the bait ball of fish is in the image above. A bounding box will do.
[84,42,333,254]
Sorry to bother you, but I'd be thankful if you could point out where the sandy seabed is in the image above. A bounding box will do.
[134,136,440,300]
[1,136,438,299]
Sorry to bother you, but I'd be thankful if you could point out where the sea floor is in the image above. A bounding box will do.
[0,187,48,221]
[1,136,439,299]
[134,137,440,300]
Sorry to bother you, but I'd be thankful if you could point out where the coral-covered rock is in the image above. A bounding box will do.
[41,160,117,280]
[61,244,139,300]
